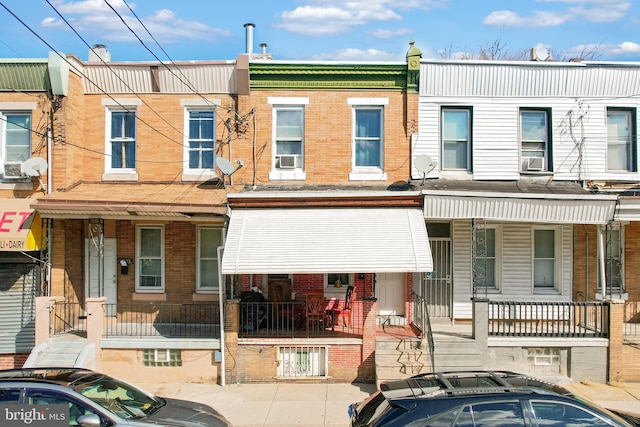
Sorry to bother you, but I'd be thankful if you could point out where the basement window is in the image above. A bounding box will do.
[277,346,327,378]
[142,349,182,367]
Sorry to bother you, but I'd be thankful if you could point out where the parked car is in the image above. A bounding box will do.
[0,367,230,426]
[349,370,638,426]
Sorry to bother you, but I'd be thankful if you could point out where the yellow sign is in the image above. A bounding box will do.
[0,198,43,251]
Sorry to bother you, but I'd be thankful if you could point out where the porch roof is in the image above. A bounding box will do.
[31,182,228,220]
[221,207,432,274]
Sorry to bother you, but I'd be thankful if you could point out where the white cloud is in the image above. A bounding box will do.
[567,3,630,23]
[277,0,446,36]
[369,28,413,40]
[484,10,570,27]
[42,1,230,44]
[312,47,403,61]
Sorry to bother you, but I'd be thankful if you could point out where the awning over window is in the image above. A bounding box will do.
[0,198,43,251]
[221,208,432,274]
[423,192,617,224]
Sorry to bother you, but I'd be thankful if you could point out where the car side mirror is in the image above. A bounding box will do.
[77,413,102,427]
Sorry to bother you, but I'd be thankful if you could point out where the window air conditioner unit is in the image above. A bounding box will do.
[525,157,545,171]
[3,163,23,179]
[279,155,297,169]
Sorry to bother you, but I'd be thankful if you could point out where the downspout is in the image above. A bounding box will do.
[597,225,606,299]
[217,245,225,387]
[46,125,53,296]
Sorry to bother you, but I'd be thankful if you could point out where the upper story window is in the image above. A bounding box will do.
[441,107,471,171]
[186,110,215,171]
[607,108,636,172]
[136,225,164,292]
[268,97,308,181]
[197,226,223,293]
[520,109,551,172]
[349,98,388,181]
[1,112,31,180]
[108,110,136,171]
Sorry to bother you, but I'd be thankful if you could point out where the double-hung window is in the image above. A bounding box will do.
[607,108,636,172]
[1,112,31,179]
[136,226,164,292]
[187,110,215,171]
[109,110,136,171]
[274,107,304,170]
[441,107,471,170]
[533,228,559,291]
[598,223,624,294]
[197,226,223,293]
[349,98,387,180]
[473,226,500,292]
[520,109,551,172]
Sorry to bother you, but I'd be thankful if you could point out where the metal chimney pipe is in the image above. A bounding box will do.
[260,43,268,54]
[244,23,255,54]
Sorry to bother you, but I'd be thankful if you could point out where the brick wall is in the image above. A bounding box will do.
[0,353,29,369]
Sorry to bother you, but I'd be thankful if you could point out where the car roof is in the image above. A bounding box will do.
[0,367,103,387]
[379,370,574,401]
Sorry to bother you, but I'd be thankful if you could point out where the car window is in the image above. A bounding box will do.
[0,388,21,403]
[530,401,613,426]
[26,390,98,426]
[469,401,525,427]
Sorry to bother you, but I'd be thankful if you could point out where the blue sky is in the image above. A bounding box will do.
[0,0,638,62]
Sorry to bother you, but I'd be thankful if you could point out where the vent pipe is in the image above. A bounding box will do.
[260,43,268,54]
[88,44,110,62]
[244,23,255,54]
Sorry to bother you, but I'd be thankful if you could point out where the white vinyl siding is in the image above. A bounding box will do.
[453,221,571,314]
[415,62,640,182]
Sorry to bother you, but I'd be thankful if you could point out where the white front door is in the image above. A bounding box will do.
[376,272,405,316]
[85,238,117,315]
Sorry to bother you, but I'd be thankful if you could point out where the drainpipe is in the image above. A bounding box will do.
[216,245,225,386]
[46,125,53,296]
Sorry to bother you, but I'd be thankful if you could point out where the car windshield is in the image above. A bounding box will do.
[65,372,163,419]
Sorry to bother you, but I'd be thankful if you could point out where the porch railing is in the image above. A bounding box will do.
[51,302,86,336]
[624,301,640,338]
[488,301,608,338]
[412,293,435,370]
[103,303,220,338]
[239,300,363,338]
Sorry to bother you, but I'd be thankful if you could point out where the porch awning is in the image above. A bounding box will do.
[423,192,617,224]
[221,208,432,274]
[0,198,43,251]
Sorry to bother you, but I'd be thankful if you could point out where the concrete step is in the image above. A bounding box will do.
[375,336,433,385]
[23,335,95,369]
[432,336,484,372]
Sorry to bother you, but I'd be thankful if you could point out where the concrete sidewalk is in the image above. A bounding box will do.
[137,381,377,427]
[136,379,640,427]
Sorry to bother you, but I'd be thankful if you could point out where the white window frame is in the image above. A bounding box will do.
[532,226,561,293]
[104,108,137,174]
[268,97,308,181]
[348,98,388,181]
[0,111,32,180]
[325,273,352,291]
[183,108,216,181]
[441,107,471,171]
[474,225,502,293]
[196,226,223,293]
[136,225,165,292]
[520,109,550,172]
[606,108,636,172]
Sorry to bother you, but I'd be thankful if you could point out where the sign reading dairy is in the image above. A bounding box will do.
[0,199,43,251]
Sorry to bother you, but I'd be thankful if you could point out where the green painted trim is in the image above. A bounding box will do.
[249,63,408,91]
[0,63,50,92]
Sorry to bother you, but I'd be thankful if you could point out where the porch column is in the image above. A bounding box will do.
[85,297,106,356]
[607,300,624,382]
[34,296,61,346]
[361,297,377,382]
[472,298,489,349]
[224,299,239,385]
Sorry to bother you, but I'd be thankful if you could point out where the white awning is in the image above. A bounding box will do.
[423,192,617,224]
[221,208,432,274]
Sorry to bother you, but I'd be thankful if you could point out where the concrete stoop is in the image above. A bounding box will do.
[431,333,484,372]
[23,335,96,369]
[375,336,430,386]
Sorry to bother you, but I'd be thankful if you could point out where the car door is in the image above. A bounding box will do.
[24,388,109,426]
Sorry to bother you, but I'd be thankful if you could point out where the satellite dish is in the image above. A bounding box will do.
[414,154,437,185]
[216,157,236,176]
[22,157,48,176]
[533,46,550,61]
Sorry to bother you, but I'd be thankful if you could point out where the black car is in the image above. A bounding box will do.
[0,367,230,426]
[349,370,637,427]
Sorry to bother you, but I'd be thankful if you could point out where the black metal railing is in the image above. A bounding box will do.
[239,300,363,338]
[51,302,86,336]
[413,293,435,370]
[488,301,608,338]
[624,301,640,338]
[103,303,220,338]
